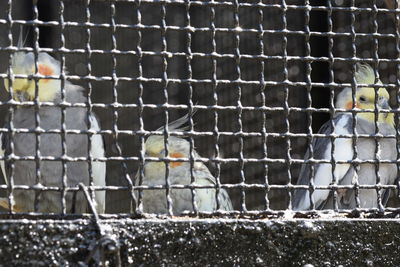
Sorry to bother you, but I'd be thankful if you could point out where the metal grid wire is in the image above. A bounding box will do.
[0,0,398,217]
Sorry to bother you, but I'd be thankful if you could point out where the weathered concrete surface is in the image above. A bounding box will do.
[0,217,399,266]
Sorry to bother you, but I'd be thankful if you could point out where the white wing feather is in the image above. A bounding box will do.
[295,115,354,210]
[0,133,6,186]
[89,114,106,214]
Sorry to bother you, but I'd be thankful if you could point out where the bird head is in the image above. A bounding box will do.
[143,113,194,172]
[335,63,393,126]
[145,135,190,170]
[4,51,61,102]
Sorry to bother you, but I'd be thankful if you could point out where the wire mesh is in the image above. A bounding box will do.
[0,0,398,218]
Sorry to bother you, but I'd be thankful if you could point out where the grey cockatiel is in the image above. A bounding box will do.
[0,49,106,213]
[135,114,233,214]
[293,63,396,210]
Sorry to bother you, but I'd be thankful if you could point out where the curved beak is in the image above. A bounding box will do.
[14,90,30,102]
[379,98,390,110]
[378,98,390,118]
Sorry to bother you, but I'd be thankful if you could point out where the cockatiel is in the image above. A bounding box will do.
[293,63,396,210]
[0,45,106,213]
[135,114,233,215]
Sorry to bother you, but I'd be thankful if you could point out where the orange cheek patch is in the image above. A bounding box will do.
[170,152,184,168]
[346,101,357,110]
[38,64,54,83]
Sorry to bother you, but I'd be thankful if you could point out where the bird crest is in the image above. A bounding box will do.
[355,63,381,85]
[156,110,197,132]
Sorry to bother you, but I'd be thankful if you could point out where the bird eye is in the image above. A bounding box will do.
[359,96,367,102]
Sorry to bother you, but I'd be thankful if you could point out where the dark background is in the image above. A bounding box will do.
[0,0,398,212]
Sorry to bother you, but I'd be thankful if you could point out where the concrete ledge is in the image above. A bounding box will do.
[0,217,399,265]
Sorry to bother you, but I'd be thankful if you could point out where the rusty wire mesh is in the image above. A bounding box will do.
[0,0,398,217]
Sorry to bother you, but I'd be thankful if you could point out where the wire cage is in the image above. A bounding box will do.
[1,0,400,264]
[0,0,400,215]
